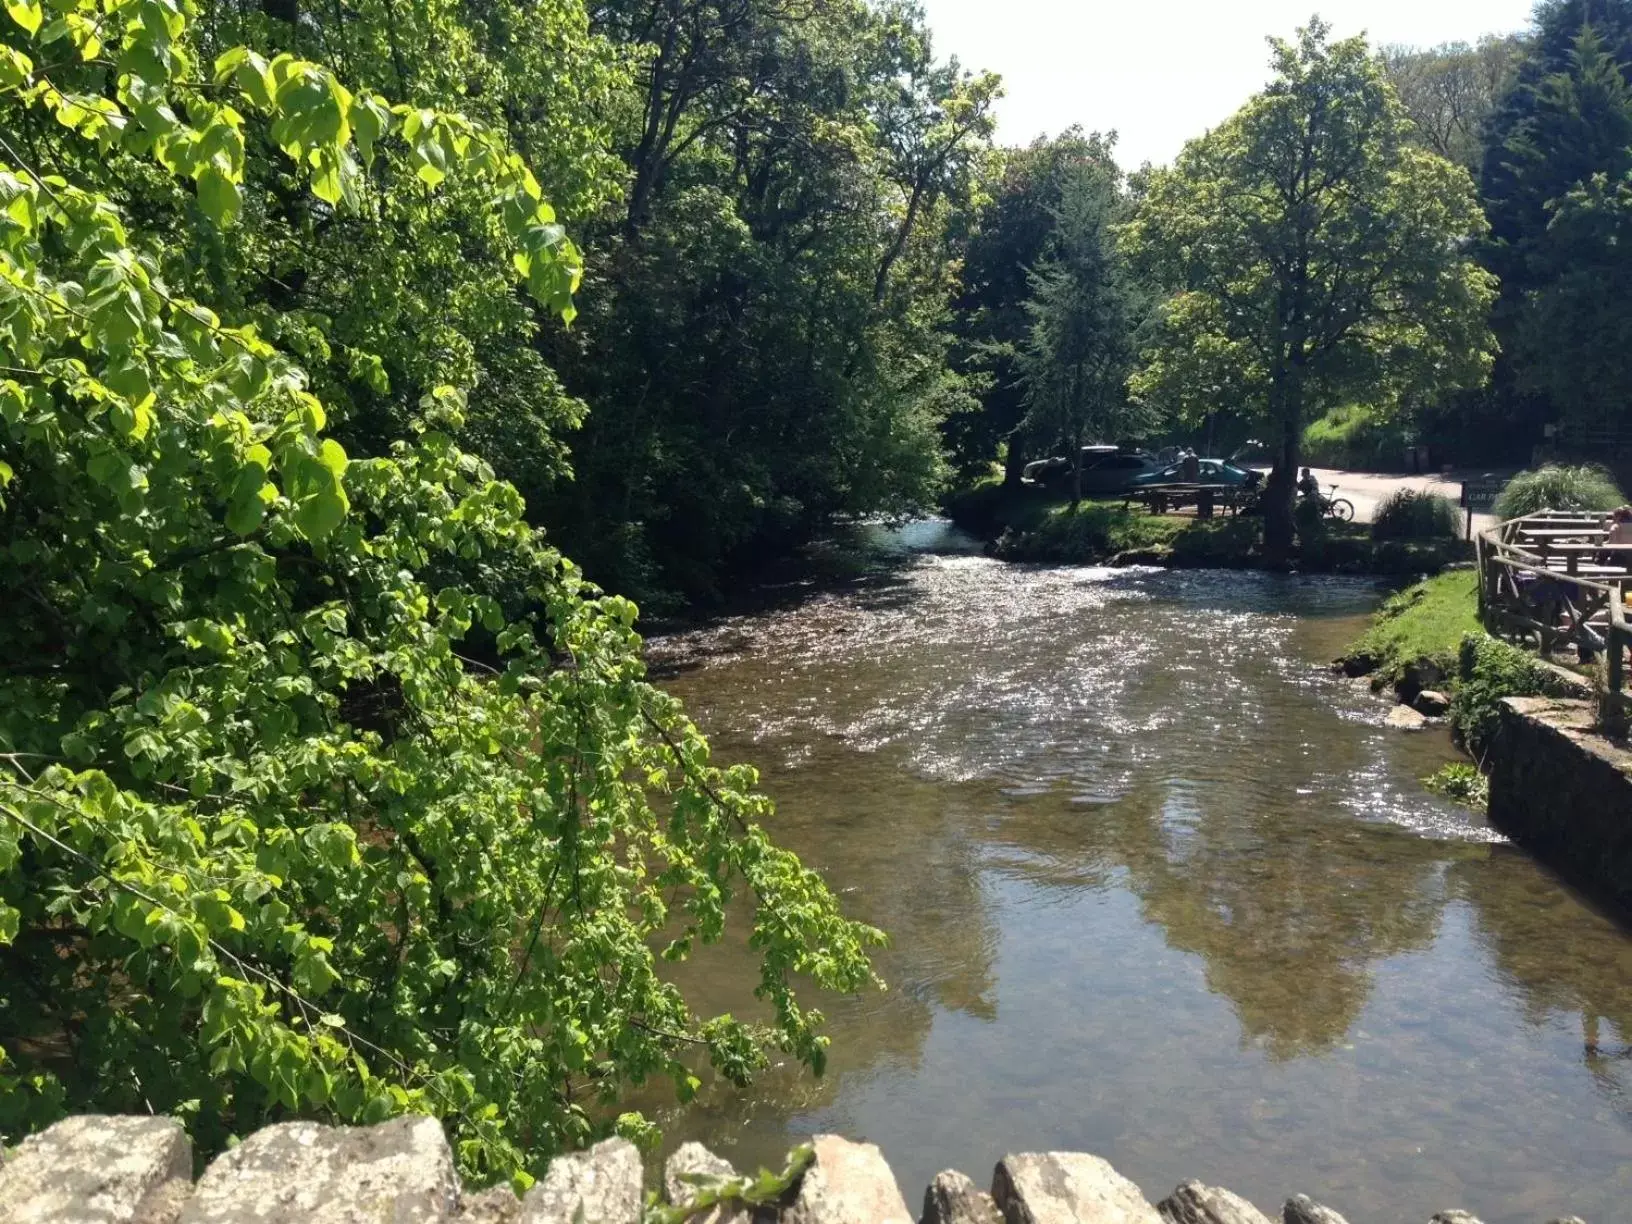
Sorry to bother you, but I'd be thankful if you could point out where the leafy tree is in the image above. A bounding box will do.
[536,0,990,606]
[0,0,880,1186]
[945,128,1118,485]
[1517,170,1632,428]
[1014,161,1146,507]
[1477,1,1632,443]
[1488,29,1632,437]
[1382,36,1527,171]
[1123,21,1496,556]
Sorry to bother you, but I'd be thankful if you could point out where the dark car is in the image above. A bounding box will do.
[1021,447,1161,494]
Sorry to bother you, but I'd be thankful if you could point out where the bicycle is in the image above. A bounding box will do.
[1319,484,1355,522]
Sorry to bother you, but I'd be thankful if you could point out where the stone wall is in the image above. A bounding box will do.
[1488,696,1632,913]
[0,1115,1587,1224]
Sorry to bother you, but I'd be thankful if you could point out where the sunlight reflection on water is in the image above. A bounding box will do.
[642,528,1632,1224]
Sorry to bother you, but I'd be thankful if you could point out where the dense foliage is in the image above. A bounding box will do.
[0,0,881,1184]
[1471,0,1632,451]
[1451,634,1573,753]
[1012,156,1145,506]
[1371,490,1462,540]
[1490,463,1626,518]
[537,0,999,606]
[1382,36,1525,172]
[1122,22,1496,555]
[943,128,1117,485]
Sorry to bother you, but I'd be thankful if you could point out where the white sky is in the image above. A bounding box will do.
[918,0,1540,169]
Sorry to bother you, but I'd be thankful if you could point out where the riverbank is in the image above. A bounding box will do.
[945,482,1471,576]
[0,1114,1552,1224]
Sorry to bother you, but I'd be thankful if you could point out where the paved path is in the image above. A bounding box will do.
[1306,466,1515,534]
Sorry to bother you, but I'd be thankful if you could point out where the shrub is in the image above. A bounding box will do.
[1423,763,1489,809]
[1294,494,1328,544]
[1450,634,1572,753]
[1491,464,1625,520]
[1371,489,1462,540]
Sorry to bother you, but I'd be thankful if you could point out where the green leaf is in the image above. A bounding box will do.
[0,43,31,86]
[196,163,241,228]
[215,47,273,109]
[4,0,42,37]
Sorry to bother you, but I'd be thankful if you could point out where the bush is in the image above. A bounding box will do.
[1450,634,1572,753]
[1371,489,1462,540]
[1491,464,1625,520]
[993,504,1185,562]
[1423,763,1489,809]
[1294,495,1328,544]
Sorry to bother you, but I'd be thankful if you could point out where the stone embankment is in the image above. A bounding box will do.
[0,1116,1592,1224]
[1488,696,1632,912]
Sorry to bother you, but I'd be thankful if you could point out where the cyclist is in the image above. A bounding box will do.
[1297,467,1321,500]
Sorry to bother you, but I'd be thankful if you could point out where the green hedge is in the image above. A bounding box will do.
[1450,634,1575,753]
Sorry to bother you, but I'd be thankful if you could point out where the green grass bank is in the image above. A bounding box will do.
[945,481,1470,576]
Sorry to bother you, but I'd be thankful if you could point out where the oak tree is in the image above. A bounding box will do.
[1124,21,1495,555]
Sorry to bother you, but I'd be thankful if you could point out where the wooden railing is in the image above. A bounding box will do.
[1476,510,1631,727]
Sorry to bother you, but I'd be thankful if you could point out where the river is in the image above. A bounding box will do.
[642,522,1632,1224]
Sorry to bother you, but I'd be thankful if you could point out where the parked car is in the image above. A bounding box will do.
[1022,447,1161,495]
[1131,457,1263,488]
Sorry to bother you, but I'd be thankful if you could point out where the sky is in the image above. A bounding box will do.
[918,0,1540,169]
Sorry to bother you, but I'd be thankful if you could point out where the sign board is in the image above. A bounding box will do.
[1461,480,1504,512]
[1461,479,1506,540]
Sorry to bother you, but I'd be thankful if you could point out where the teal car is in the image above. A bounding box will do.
[1132,458,1263,488]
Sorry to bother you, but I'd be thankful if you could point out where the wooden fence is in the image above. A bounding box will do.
[1476,510,1632,728]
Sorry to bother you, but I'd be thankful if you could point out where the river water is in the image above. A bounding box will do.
[643,522,1632,1224]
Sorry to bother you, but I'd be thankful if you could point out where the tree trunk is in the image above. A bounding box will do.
[1263,416,1300,561]
[1002,430,1027,488]
[1069,425,1085,511]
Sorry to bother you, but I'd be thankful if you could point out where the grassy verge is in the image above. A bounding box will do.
[1339,572,1584,772]
[1339,570,1480,689]
[989,502,1189,562]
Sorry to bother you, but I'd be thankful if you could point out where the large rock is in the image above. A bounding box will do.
[1385,704,1428,730]
[0,1115,194,1224]
[519,1139,642,1224]
[1336,652,1377,679]
[921,1170,1001,1224]
[1281,1197,1350,1224]
[783,1135,911,1224]
[179,1116,457,1224]
[991,1152,1160,1224]
[662,1143,748,1224]
[1412,690,1451,718]
[1156,1181,1272,1224]
[1426,1213,1483,1224]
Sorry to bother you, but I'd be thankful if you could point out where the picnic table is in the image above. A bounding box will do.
[1535,541,1632,576]
[1514,527,1608,541]
[1125,482,1253,519]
